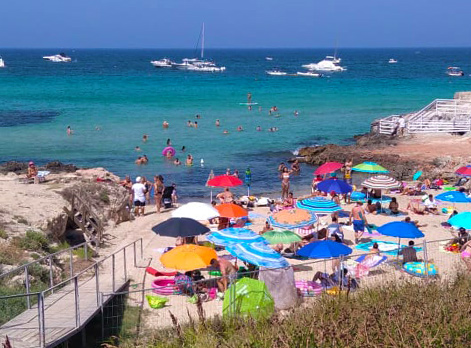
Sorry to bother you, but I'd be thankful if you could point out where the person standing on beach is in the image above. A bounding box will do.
[132,177,147,217]
[153,175,164,213]
[280,167,292,200]
[210,258,237,294]
[349,201,368,244]
[398,116,406,136]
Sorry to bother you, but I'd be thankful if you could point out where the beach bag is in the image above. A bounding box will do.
[146,295,168,309]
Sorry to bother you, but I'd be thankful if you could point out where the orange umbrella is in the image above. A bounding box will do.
[160,244,217,271]
[216,203,248,218]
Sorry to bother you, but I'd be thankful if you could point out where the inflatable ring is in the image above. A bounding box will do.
[162,146,176,157]
[151,278,179,295]
[295,280,323,296]
[403,262,437,277]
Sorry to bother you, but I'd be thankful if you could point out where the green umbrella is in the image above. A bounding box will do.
[223,278,274,319]
[352,161,389,174]
[262,230,302,244]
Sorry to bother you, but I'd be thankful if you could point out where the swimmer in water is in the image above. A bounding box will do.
[166,150,173,158]
[194,121,198,128]
[258,106,262,112]
[186,154,193,166]
[135,156,143,165]
[196,114,201,119]
[141,155,149,164]
[174,158,181,166]
[181,146,186,152]
[67,125,73,135]
[95,126,101,131]
[163,121,169,128]
[256,126,262,131]
[142,134,148,142]
[167,139,171,146]
[226,168,231,175]
[215,119,220,127]
[135,146,141,151]
[294,110,299,117]
[223,129,229,134]
[237,126,243,132]
[187,120,192,127]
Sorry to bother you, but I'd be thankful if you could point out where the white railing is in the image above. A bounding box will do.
[378,115,401,135]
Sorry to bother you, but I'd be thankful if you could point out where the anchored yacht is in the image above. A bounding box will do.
[296,71,322,77]
[150,58,174,68]
[302,56,345,72]
[0,56,5,68]
[389,58,398,64]
[266,70,287,76]
[447,67,464,77]
[43,53,72,62]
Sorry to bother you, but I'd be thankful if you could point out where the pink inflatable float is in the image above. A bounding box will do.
[151,279,179,295]
[295,280,323,297]
[162,146,176,157]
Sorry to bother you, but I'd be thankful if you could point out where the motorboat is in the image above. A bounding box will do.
[447,67,464,77]
[389,58,398,64]
[296,71,322,77]
[187,65,226,72]
[43,53,72,62]
[302,56,345,72]
[150,58,174,68]
[0,57,5,68]
[266,70,287,76]
[265,57,273,61]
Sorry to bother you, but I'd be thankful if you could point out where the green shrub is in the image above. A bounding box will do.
[14,230,50,252]
[73,247,91,260]
[49,241,70,254]
[100,190,111,204]
[0,229,7,239]
[0,243,23,265]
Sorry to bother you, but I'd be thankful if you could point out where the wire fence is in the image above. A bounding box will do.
[100,237,468,342]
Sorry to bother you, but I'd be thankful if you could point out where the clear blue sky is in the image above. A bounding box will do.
[1,0,470,48]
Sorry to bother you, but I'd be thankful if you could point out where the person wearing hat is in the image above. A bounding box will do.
[27,161,38,182]
[132,176,147,217]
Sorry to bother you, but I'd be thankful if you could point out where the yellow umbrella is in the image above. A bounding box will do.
[160,244,217,271]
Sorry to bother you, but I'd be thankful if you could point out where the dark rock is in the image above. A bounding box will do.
[45,161,77,173]
[0,161,28,174]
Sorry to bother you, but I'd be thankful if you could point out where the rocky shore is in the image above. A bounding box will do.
[292,132,471,182]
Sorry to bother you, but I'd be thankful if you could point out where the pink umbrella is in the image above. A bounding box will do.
[313,162,343,176]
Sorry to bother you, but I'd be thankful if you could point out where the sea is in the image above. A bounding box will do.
[1,48,471,199]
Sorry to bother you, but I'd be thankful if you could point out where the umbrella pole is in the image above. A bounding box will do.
[397,237,401,262]
[210,189,213,203]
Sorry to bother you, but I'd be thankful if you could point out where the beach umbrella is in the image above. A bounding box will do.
[152,217,210,237]
[436,191,471,204]
[377,221,424,239]
[216,203,248,218]
[160,244,217,271]
[207,228,267,246]
[317,178,352,194]
[207,175,243,187]
[296,197,342,214]
[449,212,471,230]
[314,162,343,176]
[352,161,389,174]
[297,240,352,259]
[361,175,401,190]
[262,230,302,244]
[456,165,471,177]
[413,171,423,181]
[226,242,290,268]
[172,202,219,220]
[268,209,318,229]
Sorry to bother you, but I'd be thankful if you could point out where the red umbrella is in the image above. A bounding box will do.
[456,166,471,177]
[207,175,243,187]
[313,162,343,176]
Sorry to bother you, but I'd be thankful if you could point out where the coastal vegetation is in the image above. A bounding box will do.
[113,274,471,348]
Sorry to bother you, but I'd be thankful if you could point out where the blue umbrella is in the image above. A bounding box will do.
[207,228,267,246]
[296,197,342,214]
[449,212,471,230]
[226,242,289,268]
[377,221,424,239]
[436,191,471,204]
[297,240,352,259]
[317,179,352,194]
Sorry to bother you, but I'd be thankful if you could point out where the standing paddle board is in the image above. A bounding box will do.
[239,102,259,106]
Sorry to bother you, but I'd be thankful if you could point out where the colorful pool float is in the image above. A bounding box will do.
[295,280,323,297]
[162,146,176,157]
[151,278,180,295]
[403,262,438,277]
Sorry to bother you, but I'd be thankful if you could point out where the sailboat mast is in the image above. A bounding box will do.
[201,23,205,59]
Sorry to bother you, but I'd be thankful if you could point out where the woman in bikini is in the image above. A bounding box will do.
[153,175,164,213]
[460,240,471,272]
[280,167,292,200]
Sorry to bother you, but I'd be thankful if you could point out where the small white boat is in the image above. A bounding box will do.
[389,58,398,64]
[447,67,464,77]
[265,57,273,61]
[187,65,226,72]
[150,58,174,68]
[266,70,287,76]
[43,53,72,63]
[0,57,5,68]
[302,56,345,72]
[296,71,322,77]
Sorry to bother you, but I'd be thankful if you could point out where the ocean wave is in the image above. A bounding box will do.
[292,144,319,156]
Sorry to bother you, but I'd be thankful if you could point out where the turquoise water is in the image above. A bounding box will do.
[1,48,471,197]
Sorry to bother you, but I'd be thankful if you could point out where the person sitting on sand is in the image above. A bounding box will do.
[388,197,400,215]
[210,258,237,294]
[401,182,422,196]
[424,194,439,215]
[403,216,427,228]
[366,199,378,215]
[460,239,471,272]
[27,161,38,179]
[260,221,273,234]
[446,228,469,249]
[399,241,418,264]
[216,187,234,204]
[327,216,344,242]
[173,158,181,166]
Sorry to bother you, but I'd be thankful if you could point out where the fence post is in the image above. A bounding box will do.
[69,249,74,277]
[123,248,127,281]
[25,266,31,309]
[112,254,116,292]
[423,239,429,278]
[37,293,46,348]
[95,263,100,307]
[140,238,143,259]
[74,276,81,327]
[133,242,137,267]
[100,292,105,341]
[84,242,88,261]
[48,256,54,293]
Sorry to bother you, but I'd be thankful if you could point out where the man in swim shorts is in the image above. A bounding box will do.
[132,177,147,217]
[349,201,368,244]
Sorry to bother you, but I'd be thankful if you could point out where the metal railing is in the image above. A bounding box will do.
[0,238,143,348]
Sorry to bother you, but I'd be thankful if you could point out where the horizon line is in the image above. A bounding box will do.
[1,46,471,50]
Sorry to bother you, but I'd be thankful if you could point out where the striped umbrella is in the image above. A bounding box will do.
[268,209,318,229]
[361,175,401,190]
[206,228,267,246]
[226,242,290,268]
[296,197,342,214]
[352,162,389,174]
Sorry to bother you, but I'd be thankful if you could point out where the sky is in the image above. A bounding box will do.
[1,0,470,48]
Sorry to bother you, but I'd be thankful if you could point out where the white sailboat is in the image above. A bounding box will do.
[0,56,5,68]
